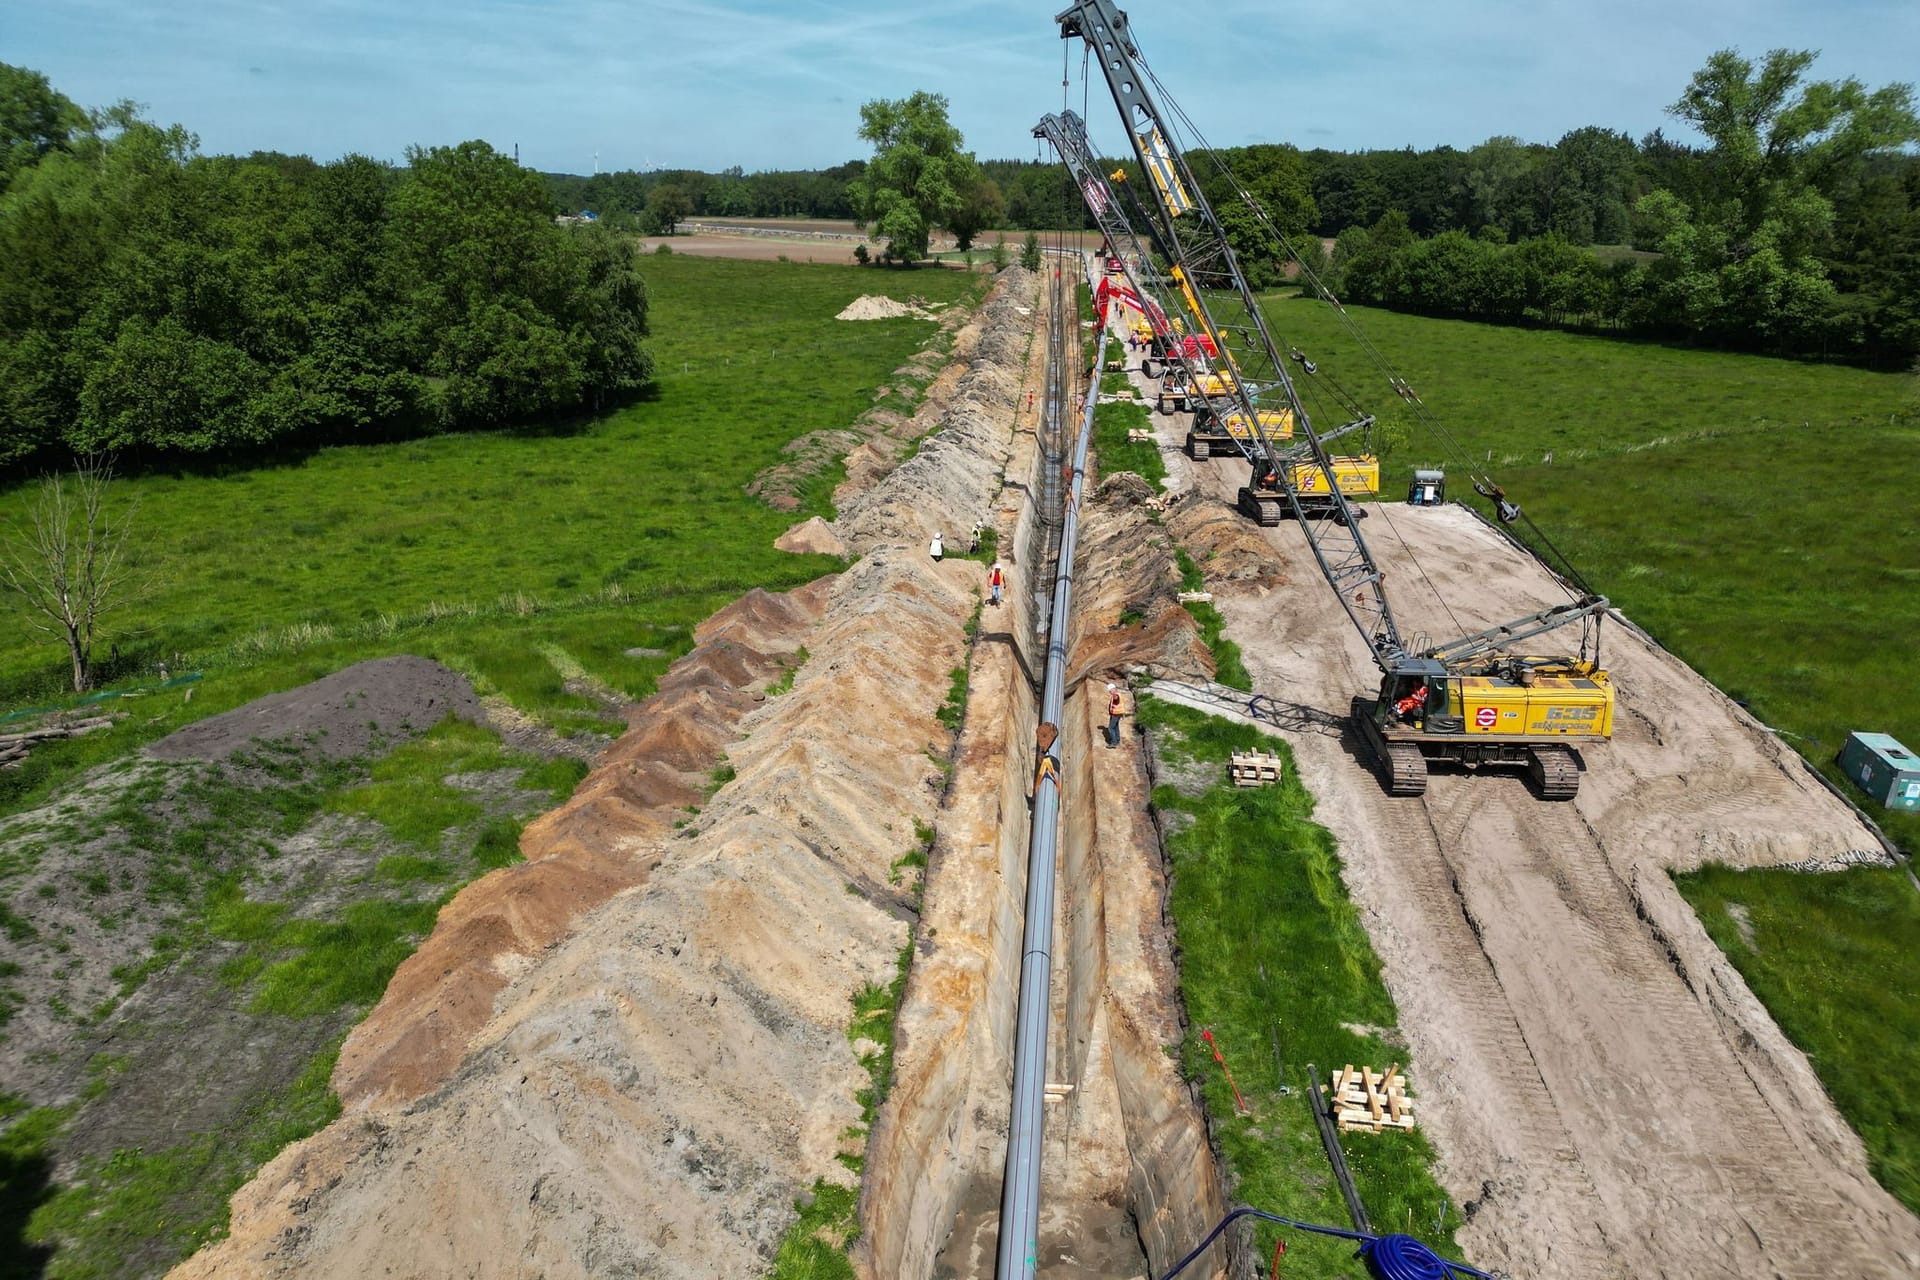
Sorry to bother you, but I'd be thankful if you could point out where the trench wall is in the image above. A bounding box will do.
[1056,484,1234,1276]
[862,304,1230,1279]
[857,317,1054,1278]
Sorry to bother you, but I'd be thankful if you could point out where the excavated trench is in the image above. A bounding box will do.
[167,266,1235,1280]
[862,277,1229,1280]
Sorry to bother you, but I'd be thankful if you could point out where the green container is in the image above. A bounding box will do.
[1839,732,1920,811]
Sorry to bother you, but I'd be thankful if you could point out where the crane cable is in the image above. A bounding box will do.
[1128,52,1601,609]
[1076,74,1473,645]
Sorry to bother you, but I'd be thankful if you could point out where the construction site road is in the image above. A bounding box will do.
[1161,437,1920,1279]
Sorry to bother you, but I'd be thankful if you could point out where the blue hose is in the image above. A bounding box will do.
[1362,1232,1455,1280]
[1155,1208,1493,1280]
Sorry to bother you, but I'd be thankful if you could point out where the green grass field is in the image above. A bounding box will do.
[1676,863,1920,1213]
[1141,698,1463,1274]
[0,254,983,817]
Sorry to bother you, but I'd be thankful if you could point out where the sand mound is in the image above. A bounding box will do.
[836,294,919,321]
[774,516,847,558]
[146,656,482,762]
[693,582,835,652]
[317,583,833,1114]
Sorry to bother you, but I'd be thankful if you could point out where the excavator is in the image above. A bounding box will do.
[1051,1,1615,798]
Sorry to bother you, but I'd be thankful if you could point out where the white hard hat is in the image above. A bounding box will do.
[1107,683,1118,691]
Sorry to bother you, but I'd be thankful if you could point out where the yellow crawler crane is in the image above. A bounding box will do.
[1055,0,1615,798]
[1358,651,1614,800]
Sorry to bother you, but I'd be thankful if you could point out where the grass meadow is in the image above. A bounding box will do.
[0,254,984,816]
[1675,863,1920,1213]
[1140,698,1464,1274]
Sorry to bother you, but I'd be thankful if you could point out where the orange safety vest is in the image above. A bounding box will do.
[1109,690,1125,717]
[990,567,1003,588]
[1393,686,1429,717]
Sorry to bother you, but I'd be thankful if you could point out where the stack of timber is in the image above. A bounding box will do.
[0,716,116,768]
[1229,749,1282,788]
[1323,1063,1415,1134]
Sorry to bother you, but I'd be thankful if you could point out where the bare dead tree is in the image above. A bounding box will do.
[1,458,143,692]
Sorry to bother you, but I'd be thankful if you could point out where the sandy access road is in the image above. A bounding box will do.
[1153,431,1920,1277]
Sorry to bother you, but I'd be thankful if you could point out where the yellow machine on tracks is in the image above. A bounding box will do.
[1049,1,1616,799]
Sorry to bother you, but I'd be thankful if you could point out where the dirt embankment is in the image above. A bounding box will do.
[861,289,1226,1278]
[328,585,831,1111]
[170,267,1043,1280]
[1163,419,1920,1278]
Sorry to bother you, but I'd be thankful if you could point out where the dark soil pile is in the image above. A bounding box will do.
[146,657,483,763]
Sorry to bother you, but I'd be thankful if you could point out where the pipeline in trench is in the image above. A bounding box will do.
[859,258,1230,1280]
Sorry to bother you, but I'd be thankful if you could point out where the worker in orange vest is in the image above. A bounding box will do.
[989,563,1004,606]
[1393,684,1429,724]
[1106,683,1126,748]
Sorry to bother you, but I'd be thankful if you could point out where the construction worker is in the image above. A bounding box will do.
[1393,683,1429,724]
[929,531,944,562]
[989,562,1004,606]
[1106,683,1126,748]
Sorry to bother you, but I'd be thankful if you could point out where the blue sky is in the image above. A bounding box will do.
[9,1,1917,172]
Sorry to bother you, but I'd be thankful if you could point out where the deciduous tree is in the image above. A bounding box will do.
[646,183,691,235]
[1,458,142,691]
[0,63,89,192]
[849,92,979,263]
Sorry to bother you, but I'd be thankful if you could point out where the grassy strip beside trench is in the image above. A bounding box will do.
[1674,863,1920,1215]
[1092,396,1166,488]
[1141,697,1463,1274]
[1174,550,1251,690]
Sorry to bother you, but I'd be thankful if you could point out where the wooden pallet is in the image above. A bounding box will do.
[1229,749,1282,788]
[1323,1063,1415,1133]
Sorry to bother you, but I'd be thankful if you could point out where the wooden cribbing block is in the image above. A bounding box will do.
[1229,750,1283,788]
[1323,1062,1416,1134]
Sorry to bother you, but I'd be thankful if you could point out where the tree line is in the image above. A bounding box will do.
[560,50,1917,364]
[1292,52,1920,363]
[0,64,654,471]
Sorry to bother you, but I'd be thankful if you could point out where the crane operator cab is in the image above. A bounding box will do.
[1408,469,1445,506]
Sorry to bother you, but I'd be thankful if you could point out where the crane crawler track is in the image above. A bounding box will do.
[1236,486,1282,527]
[1526,743,1580,800]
